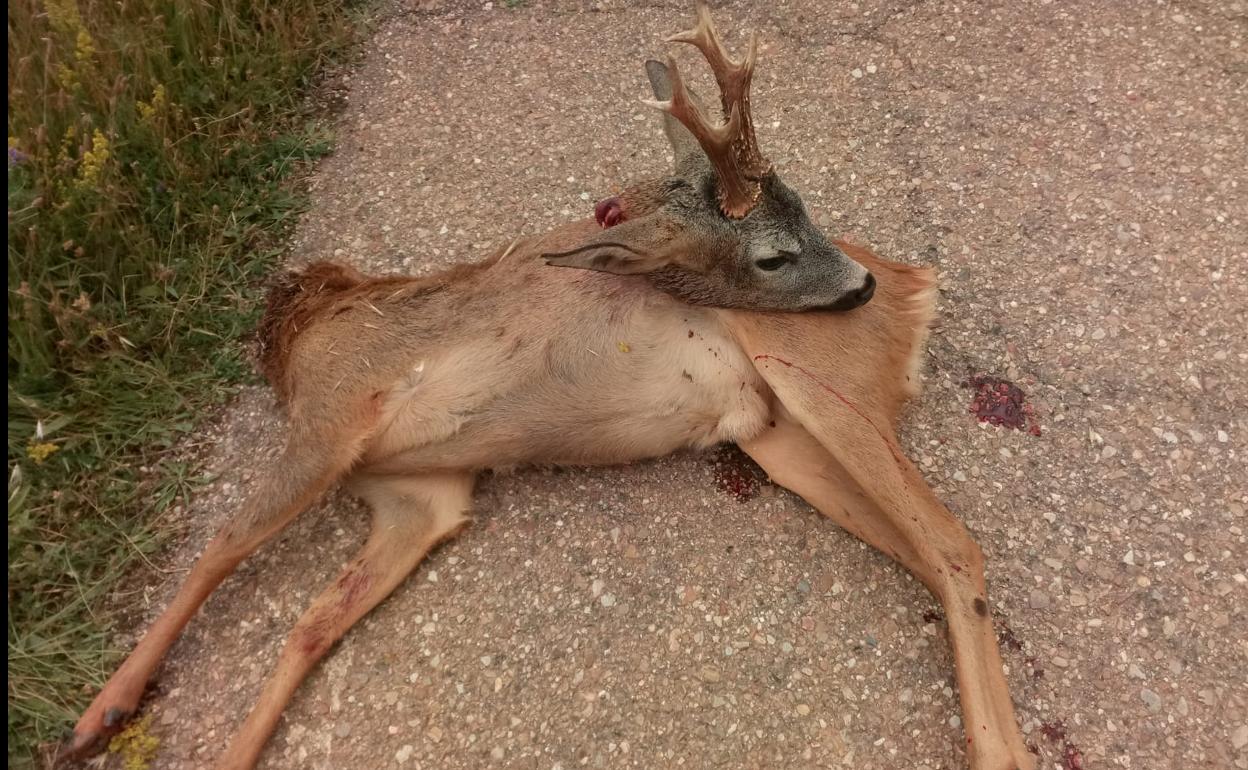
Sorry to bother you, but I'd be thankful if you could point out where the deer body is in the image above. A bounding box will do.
[64,5,1035,770]
[269,220,772,477]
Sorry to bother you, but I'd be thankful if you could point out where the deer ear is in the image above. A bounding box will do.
[644,59,711,175]
[542,242,668,275]
[542,216,691,276]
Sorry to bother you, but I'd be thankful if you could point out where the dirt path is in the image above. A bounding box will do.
[122,1,1246,768]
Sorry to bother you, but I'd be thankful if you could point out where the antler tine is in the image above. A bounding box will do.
[666,2,734,75]
[644,55,764,219]
[659,1,771,218]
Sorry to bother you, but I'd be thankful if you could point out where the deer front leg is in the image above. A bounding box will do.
[215,471,473,770]
[740,413,1034,770]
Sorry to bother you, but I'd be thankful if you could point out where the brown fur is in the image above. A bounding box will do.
[257,262,366,403]
[257,252,509,406]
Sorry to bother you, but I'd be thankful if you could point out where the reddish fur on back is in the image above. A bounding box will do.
[256,247,520,406]
[257,262,367,404]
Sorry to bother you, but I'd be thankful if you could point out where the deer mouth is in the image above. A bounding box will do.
[817,273,876,312]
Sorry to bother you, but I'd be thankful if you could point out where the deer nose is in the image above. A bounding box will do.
[824,273,875,311]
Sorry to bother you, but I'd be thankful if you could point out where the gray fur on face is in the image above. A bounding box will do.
[542,61,873,314]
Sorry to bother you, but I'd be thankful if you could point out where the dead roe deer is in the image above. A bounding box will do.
[63,4,1033,769]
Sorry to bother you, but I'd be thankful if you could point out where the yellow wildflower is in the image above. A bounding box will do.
[74,28,95,63]
[44,0,83,35]
[137,84,167,122]
[56,62,77,91]
[26,442,60,464]
[108,714,160,770]
[76,129,111,189]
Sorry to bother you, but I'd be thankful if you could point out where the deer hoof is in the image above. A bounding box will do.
[57,694,139,764]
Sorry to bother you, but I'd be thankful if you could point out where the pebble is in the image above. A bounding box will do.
[1141,688,1162,712]
[698,667,721,683]
[1028,589,1051,610]
[1232,724,1248,750]
[395,745,414,764]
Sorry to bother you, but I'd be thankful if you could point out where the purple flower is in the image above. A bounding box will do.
[8,147,28,167]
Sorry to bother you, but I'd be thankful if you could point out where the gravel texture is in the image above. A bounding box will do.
[110,1,1247,768]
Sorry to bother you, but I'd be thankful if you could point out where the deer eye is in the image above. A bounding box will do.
[754,256,790,272]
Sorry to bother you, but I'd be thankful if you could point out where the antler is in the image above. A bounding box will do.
[647,2,772,219]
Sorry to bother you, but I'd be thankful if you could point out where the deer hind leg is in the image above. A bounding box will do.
[60,400,381,764]
[215,471,473,770]
[740,413,1034,770]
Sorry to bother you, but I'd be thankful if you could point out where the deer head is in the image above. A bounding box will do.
[544,2,876,313]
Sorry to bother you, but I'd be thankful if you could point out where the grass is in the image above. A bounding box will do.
[7,1,366,764]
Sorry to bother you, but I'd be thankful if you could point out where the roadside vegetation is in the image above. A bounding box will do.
[7,1,364,763]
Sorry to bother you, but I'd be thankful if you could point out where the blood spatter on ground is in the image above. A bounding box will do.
[708,445,764,502]
[965,374,1042,436]
[997,621,1025,652]
[1039,721,1085,770]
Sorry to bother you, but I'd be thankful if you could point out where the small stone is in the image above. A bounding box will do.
[395,744,414,764]
[796,579,811,595]
[426,725,444,742]
[1116,154,1132,168]
[1029,589,1051,610]
[698,666,721,683]
[1127,663,1145,679]
[1231,724,1248,750]
[600,593,616,607]
[591,579,605,598]
[335,723,352,738]
[796,704,811,716]
[490,746,505,760]
[851,68,864,78]
[1051,656,1069,668]
[1141,688,1162,712]
[1123,549,1136,565]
